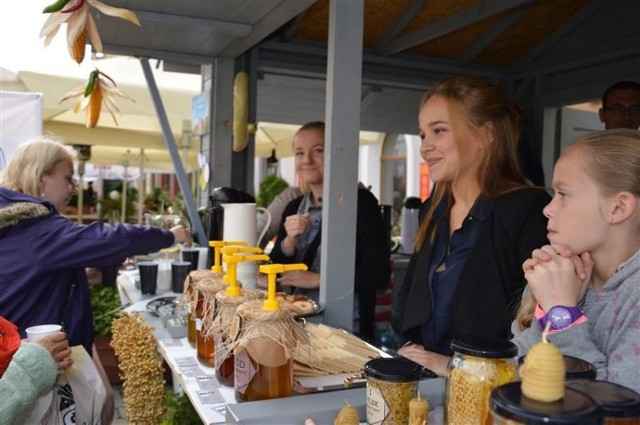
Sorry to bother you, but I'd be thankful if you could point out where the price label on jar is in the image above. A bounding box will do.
[366,385,389,425]
[234,350,256,395]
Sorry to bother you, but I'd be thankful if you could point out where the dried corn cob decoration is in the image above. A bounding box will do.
[69,30,87,64]
[40,0,140,65]
[60,69,134,128]
[111,312,166,425]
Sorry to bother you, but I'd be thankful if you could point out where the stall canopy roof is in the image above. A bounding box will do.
[94,0,639,87]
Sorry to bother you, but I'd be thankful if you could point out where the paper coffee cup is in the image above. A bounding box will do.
[26,324,62,342]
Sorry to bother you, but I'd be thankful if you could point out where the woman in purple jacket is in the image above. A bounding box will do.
[0,138,191,354]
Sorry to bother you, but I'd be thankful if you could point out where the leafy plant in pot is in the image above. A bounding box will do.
[90,284,123,385]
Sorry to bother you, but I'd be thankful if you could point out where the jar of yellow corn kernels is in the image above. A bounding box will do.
[444,337,518,425]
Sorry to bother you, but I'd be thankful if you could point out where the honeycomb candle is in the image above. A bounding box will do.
[519,323,566,402]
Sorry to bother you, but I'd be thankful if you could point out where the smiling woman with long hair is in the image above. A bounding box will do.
[392,76,550,376]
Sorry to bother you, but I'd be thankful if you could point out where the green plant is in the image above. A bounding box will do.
[161,391,201,425]
[256,174,289,207]
[89,285,121,336]
[97,181,138,221]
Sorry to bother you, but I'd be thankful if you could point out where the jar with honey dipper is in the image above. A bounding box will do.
[490,325,603,424]
[206,251,269,386]
[444,336,518,425]
[227,262,309,402]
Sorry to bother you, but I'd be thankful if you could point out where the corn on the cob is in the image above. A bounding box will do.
[69,31,87,64]
[86,83,103,128]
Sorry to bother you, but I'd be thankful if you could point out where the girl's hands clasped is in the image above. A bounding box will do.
[523,244,593,311]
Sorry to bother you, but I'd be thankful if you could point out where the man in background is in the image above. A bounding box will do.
[599,80,640,130]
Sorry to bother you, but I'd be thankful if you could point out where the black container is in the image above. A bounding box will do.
[138,261,159,295]
[101,263,119,287]
[181,249,200,272]
[566,379,640,423]
[171,261,191,293]
[491,382,603,424]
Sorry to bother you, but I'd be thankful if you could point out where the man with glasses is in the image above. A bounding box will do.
[599,80,640,130]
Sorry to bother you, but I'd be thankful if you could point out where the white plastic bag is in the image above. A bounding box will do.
[26,346,107,425]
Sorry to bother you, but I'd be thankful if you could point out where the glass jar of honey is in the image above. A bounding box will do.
[566,379,640,425]
[185,270,221,346]
[194,274,226,367]
[445,336,518,425]
[230,299,304,402]
[213,289,265,387]
[491,381,603,424]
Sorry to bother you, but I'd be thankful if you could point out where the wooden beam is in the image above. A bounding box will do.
[379,0,532,56]
[374,0,429,54]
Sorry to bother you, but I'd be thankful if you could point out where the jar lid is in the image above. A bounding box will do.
[518,355,597,380]
[364,358,422,382]
[566,379,640,418]
[491,382,602,424]
[451,336,518,359]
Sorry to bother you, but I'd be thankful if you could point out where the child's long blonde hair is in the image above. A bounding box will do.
[515,128,640,330]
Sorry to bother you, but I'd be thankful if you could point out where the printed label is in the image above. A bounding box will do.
[366,384,389,425]
[234,350,255,395]
[195,318,202,331]
[196,389,225,405]
[196,375,217,389]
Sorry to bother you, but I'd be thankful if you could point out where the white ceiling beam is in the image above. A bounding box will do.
[220,0,316,58]
[101,43,213,65]
[379,0,532,56]
[130,9,252,36]
[514,0,607,67]
[280,10,309,42]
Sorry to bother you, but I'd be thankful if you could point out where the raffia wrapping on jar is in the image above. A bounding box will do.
[197,277,228,338]
[227,299,309,368]
[179,269,224,313]
[207,289,266,366]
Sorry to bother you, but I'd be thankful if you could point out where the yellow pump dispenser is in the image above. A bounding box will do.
[208,240,248,273]
[223,253,270,296]
[259,263,308,311]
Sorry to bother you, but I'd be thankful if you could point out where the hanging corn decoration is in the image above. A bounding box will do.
[60,69,134,128]
[40,0,140,65]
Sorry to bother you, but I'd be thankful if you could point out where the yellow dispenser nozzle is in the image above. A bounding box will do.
[209,240,248,273]
[223,253,270,296]
[258,263,308,311]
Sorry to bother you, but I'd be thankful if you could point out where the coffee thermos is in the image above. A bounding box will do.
[400,197,421,254]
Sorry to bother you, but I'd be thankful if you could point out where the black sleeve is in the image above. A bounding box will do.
[354,189,391,339]
[269,197,303,264]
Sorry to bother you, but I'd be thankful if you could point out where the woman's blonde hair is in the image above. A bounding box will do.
[415,76,529,248]
[515,128,640,330]
[1,138,76,198]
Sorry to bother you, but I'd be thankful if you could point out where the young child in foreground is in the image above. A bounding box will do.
[512,129,640,393]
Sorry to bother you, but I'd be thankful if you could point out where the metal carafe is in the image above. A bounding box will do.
[400,197,421,254]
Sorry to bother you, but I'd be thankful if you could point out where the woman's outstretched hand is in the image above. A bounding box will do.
[170,225,192,247]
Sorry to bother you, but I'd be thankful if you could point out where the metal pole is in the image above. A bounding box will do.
[140,58,208,245]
